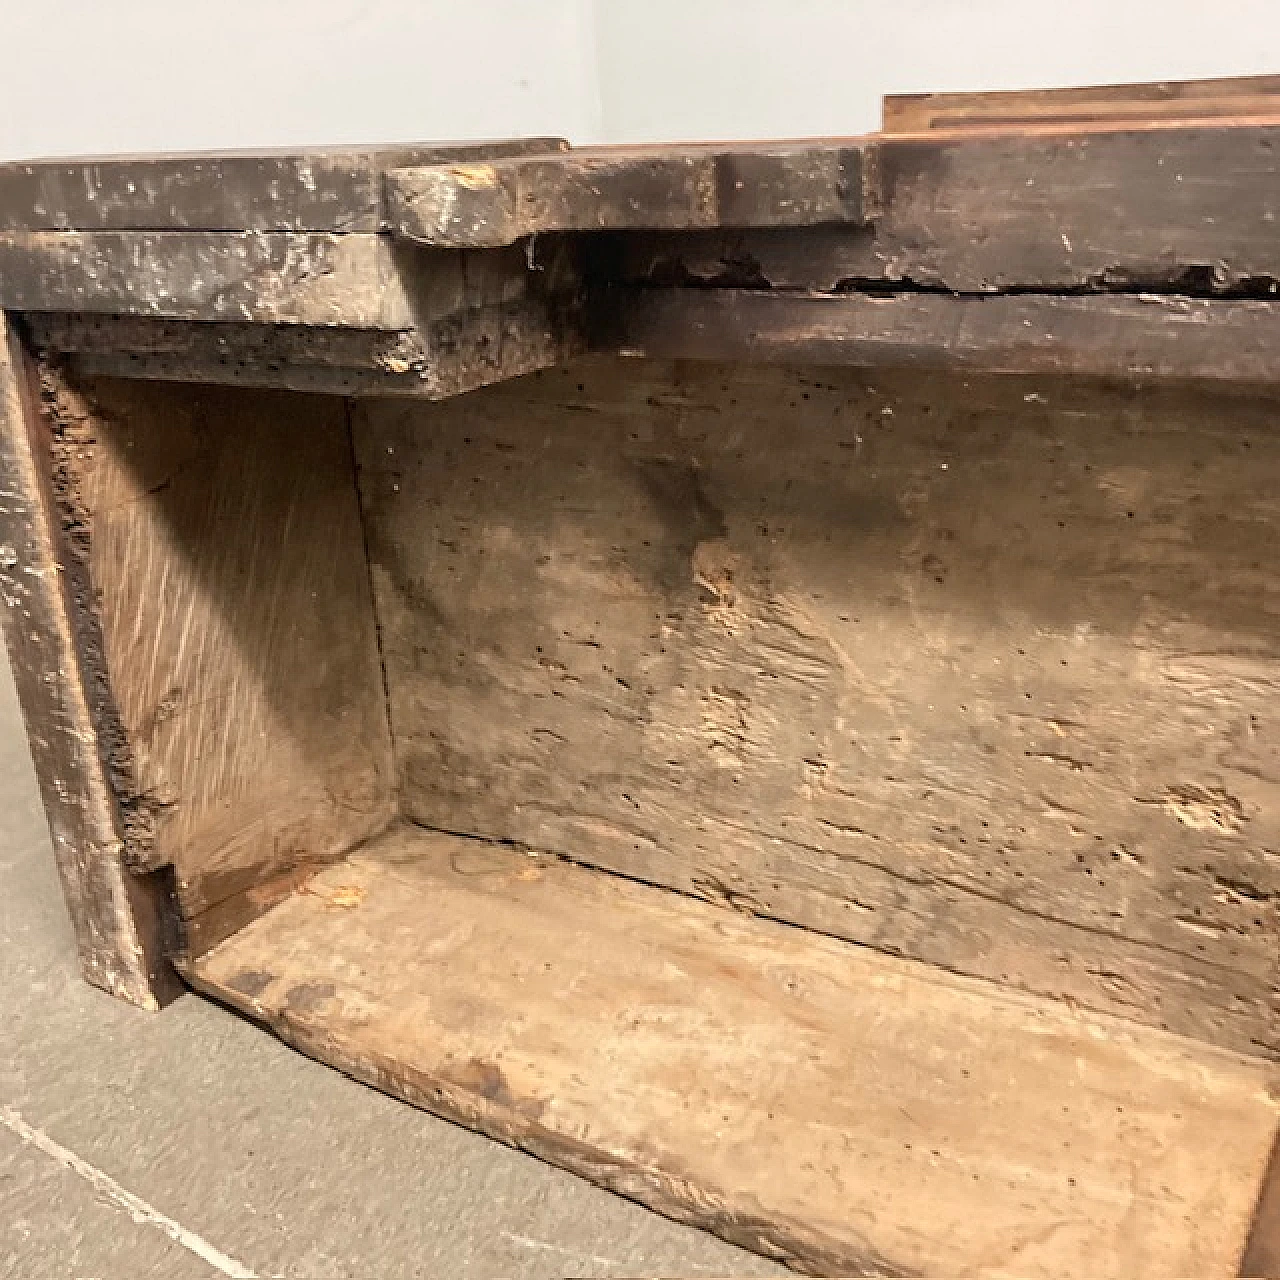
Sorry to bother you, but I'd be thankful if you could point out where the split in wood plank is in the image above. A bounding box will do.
[617,121,1280,295]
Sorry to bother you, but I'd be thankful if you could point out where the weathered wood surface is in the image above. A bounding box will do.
[4,234,584,393]
[190,825,1280,1278]
[388,142,879,249]
[24,314,436,396]
[27,292,585,401]
[0,138,567,232]
[601,286,1280,385]
[883,73,1280,133]
[0,319,177,1006]
[355,357,1280,1056]
[1243,1132,1280,1278]
[0,231,415,327]
[55,374,394,953]
[617,122,1280,295]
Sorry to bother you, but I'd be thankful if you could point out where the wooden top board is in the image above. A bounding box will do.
[0,137,877,240]
[0,139,568,232]
[884,72,1280,133]
[190,823,1280,1279]
[8,74,1280,395]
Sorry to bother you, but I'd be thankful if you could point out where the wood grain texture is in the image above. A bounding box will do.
[871,123,1280,291]
[8,235,585,396]
[1243,1132,1280,1277]
[190,825,1280,1279]
[388,143,878,249]
[599,286,1280,385]
[0,319,177,1006]
[0,233,573,333]
[0,138,567,232]
[24,314,438,397]
[617,122,1280,296]
[28,295,585,403]
[354,357,1280,1056]
[883,74,1280,133]
[0,231,415,327]
[56,375,394,950]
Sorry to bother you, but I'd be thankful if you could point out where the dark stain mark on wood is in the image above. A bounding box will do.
[285,981,336,1015]
[226,969,274,998]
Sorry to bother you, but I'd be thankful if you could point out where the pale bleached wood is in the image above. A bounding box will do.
[354,356,1280,1056]
[53,374,396,953]
[190,824,1280,1278]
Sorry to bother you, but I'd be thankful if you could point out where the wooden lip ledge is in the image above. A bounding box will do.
[386,142,879,248]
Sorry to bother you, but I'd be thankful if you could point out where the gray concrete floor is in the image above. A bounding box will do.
[0,651,784,1279]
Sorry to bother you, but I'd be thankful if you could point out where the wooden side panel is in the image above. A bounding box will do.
[190,826,1280,1279]
[0,318,175,1006]
[58,376,395,950]
[355,357,1280,1056]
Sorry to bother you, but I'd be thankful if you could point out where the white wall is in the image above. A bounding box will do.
[0,0,602,159]
[593,0,1280,142]
[0,0,1278,158]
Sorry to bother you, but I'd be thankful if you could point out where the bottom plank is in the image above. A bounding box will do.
[189,824,1278,1277]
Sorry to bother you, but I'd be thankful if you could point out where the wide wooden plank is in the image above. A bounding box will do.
[3,232,584,394]
[28,296,585,402]
[0,231,413,327]
[23,314,435,396]
[874,122,1280,290]
[618,121,1280,295]
[0,138,567,232]
[190,824,1279,1278]
[354,357,1280,1056]
[600,286,1280,384]
[53,374,395,953]
[387,142,878,248]
[883,73,1280,133]
[0,319,177,1007]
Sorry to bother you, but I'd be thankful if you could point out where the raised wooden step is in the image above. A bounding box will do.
[187,824,1278,1276]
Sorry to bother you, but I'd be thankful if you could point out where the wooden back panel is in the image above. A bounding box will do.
[355,357,1279,1056]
